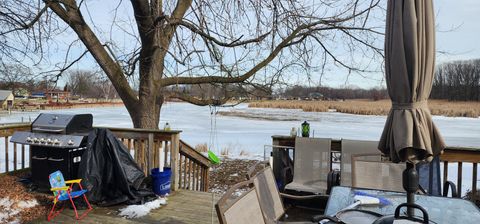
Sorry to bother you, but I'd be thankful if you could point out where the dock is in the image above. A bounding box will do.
[34,190,219,224]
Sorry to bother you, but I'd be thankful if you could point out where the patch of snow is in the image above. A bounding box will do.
[118,197,167,219]
[17,200,38,208]
[0,197,38,223]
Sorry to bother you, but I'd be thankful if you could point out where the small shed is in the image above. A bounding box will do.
[0,90,14,110]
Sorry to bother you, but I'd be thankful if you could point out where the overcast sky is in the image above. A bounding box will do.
[53,0,480,89]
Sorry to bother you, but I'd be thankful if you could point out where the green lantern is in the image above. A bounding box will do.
[301,121,310,137]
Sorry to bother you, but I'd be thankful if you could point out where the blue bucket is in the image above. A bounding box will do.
[151,168,171,196]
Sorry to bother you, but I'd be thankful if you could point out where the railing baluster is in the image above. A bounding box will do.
[196,165,200,191]
[148,133,154,173]
[5,136,9,172]
[183,157,188,189]
[458,162,463,197]
[188,159,193,190]
[473,163,478,198]
[179,155,183,188]
[443,161,448,185]
[21,144,25,169]
[164,141,169,167]
[13,143,17,171]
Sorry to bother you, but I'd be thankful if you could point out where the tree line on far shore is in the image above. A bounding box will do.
[1,59,479,102]
[431,59,480,101]
[278,59,480,101]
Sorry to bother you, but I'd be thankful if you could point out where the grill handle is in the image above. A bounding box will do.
[31,127,64,133]
[32,156,47,160]
[48,157,65,162]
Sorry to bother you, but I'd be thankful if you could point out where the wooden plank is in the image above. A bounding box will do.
[170,133,180,191]
[441,150,480,163]
[458,162,463,197]
[473,163,478,198]
[179,140,211,167]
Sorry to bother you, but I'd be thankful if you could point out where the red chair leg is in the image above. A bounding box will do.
[68,193,93,220]
[47,201,65,221]
[68,194,80,220]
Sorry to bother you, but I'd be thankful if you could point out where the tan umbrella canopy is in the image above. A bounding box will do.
[379,0,446,164]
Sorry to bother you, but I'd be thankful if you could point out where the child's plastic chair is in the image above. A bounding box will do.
[48,170,93,221]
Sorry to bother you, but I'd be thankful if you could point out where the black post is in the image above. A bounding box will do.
[403,162,418,217]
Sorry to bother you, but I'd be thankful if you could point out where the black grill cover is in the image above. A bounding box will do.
[78,128,154,206]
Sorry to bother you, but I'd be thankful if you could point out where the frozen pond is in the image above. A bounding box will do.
[1,102,479,157]
[1,102,479,194]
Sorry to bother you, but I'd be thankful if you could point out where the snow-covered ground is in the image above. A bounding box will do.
[0,197,38,223]
[0,102,479,194]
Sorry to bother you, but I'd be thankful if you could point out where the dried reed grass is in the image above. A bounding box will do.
[249,100,480,118]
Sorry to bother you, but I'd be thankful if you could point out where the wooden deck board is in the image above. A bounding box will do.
[33,190,219,224]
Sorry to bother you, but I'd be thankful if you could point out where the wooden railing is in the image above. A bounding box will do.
[0,124,31,172]
[0,124,211,192]
[179,140,210,192]
[272,135,480,198]
[440,147,480,198]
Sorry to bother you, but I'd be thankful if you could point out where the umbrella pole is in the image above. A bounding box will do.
[403,162,418,218]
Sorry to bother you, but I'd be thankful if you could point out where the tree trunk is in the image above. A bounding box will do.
[131,103,162,129]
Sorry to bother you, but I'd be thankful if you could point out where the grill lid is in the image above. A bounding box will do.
[32,113,93,134]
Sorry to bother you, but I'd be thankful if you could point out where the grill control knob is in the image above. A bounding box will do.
[33,138,39,143]
[53,139,60,145]
[26,137,32,142]
[67,140,74,145]
[46,139,53,144]
[40,138,46,143]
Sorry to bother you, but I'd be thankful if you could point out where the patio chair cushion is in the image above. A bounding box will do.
[284,181,328,194]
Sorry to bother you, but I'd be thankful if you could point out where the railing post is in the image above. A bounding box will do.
[148,133,154,173]
[170,133,180,191]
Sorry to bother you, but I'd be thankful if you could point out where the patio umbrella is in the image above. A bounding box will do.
[378,0,446,217]
[379,0,445,165]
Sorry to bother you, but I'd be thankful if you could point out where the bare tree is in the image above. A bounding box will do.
[0,62,35,93]
[1,0,383,128]
[432,59,480,101]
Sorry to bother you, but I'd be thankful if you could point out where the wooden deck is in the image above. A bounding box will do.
[34,190,220,224]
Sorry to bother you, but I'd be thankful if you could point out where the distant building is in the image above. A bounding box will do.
[45,90,70,101]
[30,92,46,99]
[0,90,14,109]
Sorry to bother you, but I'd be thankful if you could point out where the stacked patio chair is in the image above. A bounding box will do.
[215,178,316,224]
[247,163,327,222]
[339,139,382,187]
[283,137,332,195]
[351,153,405,192]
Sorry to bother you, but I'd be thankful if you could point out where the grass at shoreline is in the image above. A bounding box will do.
[249,99,480,118]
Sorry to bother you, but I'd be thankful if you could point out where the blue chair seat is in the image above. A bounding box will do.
[58,190,88,201]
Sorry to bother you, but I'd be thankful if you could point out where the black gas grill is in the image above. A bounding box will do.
[10,113,93,189]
